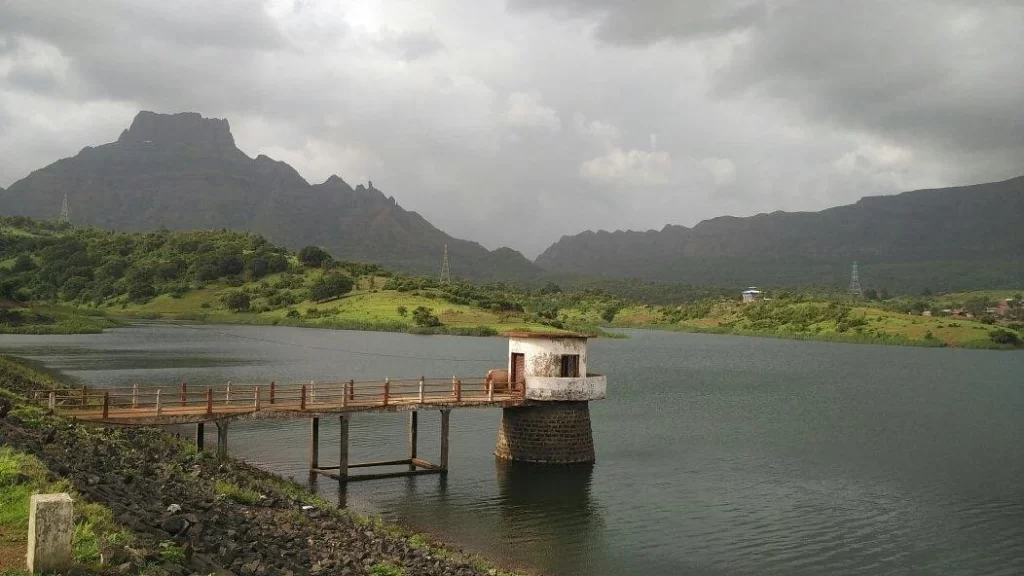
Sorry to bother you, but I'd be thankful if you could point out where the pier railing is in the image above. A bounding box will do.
[31,377,524,422]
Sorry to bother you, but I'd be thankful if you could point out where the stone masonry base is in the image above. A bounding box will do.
[494,402,595,463]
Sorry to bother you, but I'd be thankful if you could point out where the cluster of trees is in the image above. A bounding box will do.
[1,218,294,306]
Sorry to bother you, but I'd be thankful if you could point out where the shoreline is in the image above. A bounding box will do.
[0,355,531,576]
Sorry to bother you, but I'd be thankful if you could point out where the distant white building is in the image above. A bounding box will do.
[742,287,763,303]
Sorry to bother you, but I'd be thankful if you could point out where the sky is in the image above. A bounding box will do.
[1,0,1022,258]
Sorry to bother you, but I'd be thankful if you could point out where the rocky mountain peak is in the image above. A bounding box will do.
[118,111,235,149]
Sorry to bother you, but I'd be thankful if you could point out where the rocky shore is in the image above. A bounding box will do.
[0,356,523,576]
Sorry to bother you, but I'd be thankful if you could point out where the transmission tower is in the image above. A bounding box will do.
[58,193,71,225]
[849,261,862,296]
[440,243,451,283]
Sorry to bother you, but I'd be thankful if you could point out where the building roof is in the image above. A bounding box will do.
[502,331,590,339]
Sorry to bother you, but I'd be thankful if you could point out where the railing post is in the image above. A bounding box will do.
[270,381,276,405]
[301,384,307,410]
[488,377,494,401]
[132,383,139,408]
[455,379,462,402]
[82,386,88,408]
[206,388,213,415]
[419,377,425,403]
[342,380,348,408]
[226,381,232,404]
[310,380,316,404]
[254,386,261,411]
[348,379,354,401]
[452,376,457,399]
[156,389,162,415]
[48,391,56,411]
[102,392,109,419]
[180,381,187,407]
[383,378,390,407]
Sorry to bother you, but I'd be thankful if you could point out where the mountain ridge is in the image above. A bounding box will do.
[536,176,1024,293]
[0,111,542,282]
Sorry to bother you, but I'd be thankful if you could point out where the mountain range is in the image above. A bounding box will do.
[0,111,541,282]
[1,111,1021,293]
[538,177,1024,292]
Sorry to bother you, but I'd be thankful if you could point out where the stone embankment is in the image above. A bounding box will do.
[0,357,523,576]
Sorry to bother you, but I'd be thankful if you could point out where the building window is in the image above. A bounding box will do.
[560,355,580,377]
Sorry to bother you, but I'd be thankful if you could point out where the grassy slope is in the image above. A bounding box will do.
[605,298,1022,349]
[110,268,569,336]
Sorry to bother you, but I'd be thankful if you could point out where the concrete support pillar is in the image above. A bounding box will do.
[309,417,320,470]
[215,420,229,460]
[196,422,205,452]
[338,415,349,481]
[495,402,595,464]
[408,411,418,471]
[27,493,73,574]
[439,409,451,472]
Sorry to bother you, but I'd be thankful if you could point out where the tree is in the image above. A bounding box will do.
[863,287,878,300]
[298,245,331,268]
[989,328,1021,347]
[12,254,33,272]
[601,303,620,323]
[396,305,408,317]
[308,274,353,303]
[224,290,251,312]
[127,280,156,303]
[412,306,441,327]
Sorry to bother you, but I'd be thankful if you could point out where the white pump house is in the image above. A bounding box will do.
[504,332,607,402]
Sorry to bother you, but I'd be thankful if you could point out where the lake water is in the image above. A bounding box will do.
[2,324,1023,575]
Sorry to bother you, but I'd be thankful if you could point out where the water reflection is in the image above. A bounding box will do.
[494,459,606,574]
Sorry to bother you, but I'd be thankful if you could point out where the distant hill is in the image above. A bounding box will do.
[536,177,1024,293]
[0,111,542,282]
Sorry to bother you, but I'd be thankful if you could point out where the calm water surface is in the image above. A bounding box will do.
[2,324,1023,575]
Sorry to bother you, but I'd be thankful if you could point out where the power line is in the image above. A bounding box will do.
[173,323,498,363]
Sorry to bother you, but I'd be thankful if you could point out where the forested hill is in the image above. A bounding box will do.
[536,176,1024,294]
[0,111,542,283]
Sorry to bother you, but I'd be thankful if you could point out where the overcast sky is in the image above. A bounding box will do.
[1,0,1022,257]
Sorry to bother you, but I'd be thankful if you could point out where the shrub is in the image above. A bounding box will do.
[396,305,408,317]
[412,306,441,327]
[989,328,1021,346]
[215,480,262,505]
[223,290,251,312]
[369,562,406,576]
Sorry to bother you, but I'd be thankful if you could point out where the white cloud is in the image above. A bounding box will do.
[499,91,561,132]
[573,112,618,140]
[580,147,672,185]
[700,157,737,186]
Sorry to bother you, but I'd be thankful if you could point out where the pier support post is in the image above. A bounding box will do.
[309,417,320,470]
[439,408,451,473]
[338,415,349,481]
[408,411,418,471]
[215,420,229,460]
[196,422,204,452]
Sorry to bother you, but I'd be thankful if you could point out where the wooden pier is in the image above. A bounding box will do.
[32,378,523,483]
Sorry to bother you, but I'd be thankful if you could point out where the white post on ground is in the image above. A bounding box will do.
[155,389,162,416]
[419,377,425,403]
[27,493,73,574]
[132,383,139,408]
[48,392,56,411]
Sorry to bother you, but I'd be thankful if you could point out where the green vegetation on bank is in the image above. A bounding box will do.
[0,216,608,337]
[606,292,1024,349]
